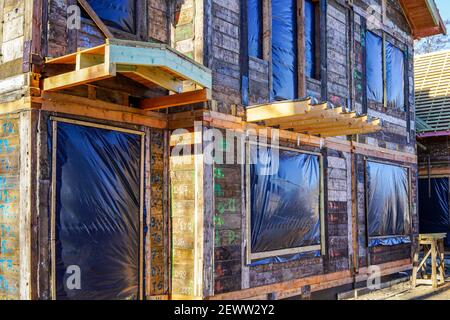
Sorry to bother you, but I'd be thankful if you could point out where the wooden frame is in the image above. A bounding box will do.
[245,142,325,264]
[364,159,413,245]
[50,117,145,300]
[246,99,381,137]
[43,40,212,110]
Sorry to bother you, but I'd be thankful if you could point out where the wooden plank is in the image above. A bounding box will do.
[132,66,184,93]
[43,64,113,91]
[140,89,211,110]
[209,259,412,300]
[246,99,312,122]
[297,0,306,98]
[41,92,167,129]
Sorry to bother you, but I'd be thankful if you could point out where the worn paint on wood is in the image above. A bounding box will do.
[0,116,20,300]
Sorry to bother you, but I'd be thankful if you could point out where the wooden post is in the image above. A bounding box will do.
[431,241,437,289]
[297,0,306,98]
[439,239,445,285]
[412,245,419,288]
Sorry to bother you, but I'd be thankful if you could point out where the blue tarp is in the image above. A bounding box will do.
[386,42,405,110]
[250,145,321,255]
[367,161,410,239]
[272,0,298,100]
[87,0,136,34]
[305,0,317,79]
[248,0,263,58]
[52,122,142,300]
[366,32,384,103]
[419,178,450,247]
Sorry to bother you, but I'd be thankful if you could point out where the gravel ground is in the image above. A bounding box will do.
[350,280,450,300]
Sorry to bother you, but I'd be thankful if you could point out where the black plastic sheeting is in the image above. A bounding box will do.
[53,122,141,300]
[248,0,263,58]
[250,146,321,254]
[367,161,410,239]
[305,0,316,79]
[272,0,298,101]
[86,0,136,34]
[366,32,383,103]
[386,42,405,110]
[419,178,450,246]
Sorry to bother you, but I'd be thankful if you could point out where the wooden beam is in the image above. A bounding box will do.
[319,125,381,137]
[246,99,312,122]
[140,89,211,110]
[77,0,114,39]
[43,63,113,91]
[41,92,167,128]
[134,66,184,93]
[265,107,344,126]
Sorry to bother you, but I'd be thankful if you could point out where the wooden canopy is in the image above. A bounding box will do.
[44,39,212,110]
[246,99,381,138]
[399,0,446,39]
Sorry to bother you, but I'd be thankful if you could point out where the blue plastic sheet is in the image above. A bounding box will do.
[369,236,411,248]
[250,146,321,254]
[305,0,316,79]
[249,251,321,267]
[367,161,410,238]
[386,42,405,110]
[366,32,383,103]
[419,178,450,246]
[87,0,136,34]
[53,122,142,300]
[272,0,298,100]
[248,0,263,58]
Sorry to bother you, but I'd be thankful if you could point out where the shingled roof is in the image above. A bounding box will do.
[415,50,450,136]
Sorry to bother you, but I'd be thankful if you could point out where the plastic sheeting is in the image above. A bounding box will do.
[249,250,321,267]
[248,0,263,58]
[53,122,141,300]
[305,0,316,79]
[386,42,405,110]
[366,32,383,103]
[86,0,136,34]
[272,0,298,101]
[250,146,321,254]
[419,178,450,246]
[367,161,410,238]
[369,236,411,248]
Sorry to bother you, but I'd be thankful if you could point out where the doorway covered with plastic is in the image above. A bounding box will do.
[49,118,144,300]
[419,178,450,247]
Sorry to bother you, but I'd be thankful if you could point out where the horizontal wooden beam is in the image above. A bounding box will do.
[123,66,184,93]
[43,63,113,91]
[209,259,412,300]
[319,125,382,137]
[41,92,167,128]
[247,99,312,122]
[140,89,211,110]
[266,107,345,126]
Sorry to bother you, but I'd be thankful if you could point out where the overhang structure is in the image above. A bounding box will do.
[43,39,212,111]
[246,98,381,138]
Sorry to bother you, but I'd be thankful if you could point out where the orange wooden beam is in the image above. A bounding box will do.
[139,89,211,111]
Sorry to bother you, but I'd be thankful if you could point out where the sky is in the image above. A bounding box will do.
[436,0,450,22]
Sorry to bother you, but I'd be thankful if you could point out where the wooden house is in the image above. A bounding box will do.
[0,0,445,300]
